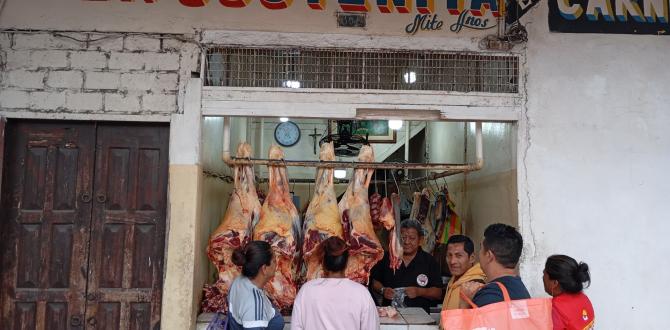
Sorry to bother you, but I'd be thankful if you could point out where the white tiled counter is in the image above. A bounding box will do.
[196,307,438,330]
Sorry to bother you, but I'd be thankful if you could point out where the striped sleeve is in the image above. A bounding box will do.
[239,289,270,328]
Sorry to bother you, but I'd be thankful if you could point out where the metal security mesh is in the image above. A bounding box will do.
[205,47,519,93]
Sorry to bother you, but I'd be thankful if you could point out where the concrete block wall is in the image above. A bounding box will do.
[0,31,200,116]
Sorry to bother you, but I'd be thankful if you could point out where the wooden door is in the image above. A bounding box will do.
[1,121,96,329]
[84,124,169,330]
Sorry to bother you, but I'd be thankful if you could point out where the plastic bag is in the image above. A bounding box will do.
[392,287,407,308]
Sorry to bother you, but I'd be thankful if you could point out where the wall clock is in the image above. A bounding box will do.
[274,121,301,147]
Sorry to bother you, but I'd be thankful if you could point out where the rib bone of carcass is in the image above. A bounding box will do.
[206,142,261,312]
[338,145,384,284]
[302,142,343,281]
[253,145,301,311]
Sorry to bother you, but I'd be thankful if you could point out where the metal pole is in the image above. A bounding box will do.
[222,117,484,172]
[404,122,410,177]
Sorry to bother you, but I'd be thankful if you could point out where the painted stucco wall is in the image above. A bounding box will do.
[519,2,670,328]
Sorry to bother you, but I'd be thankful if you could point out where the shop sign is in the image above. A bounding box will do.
[549,0,670,35]
[86,0,502,34]
[505,0,540,24]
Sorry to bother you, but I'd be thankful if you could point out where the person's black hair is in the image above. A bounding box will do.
[231,240,273,278]
[545,255,591,293]
[322,236,349,272]
[400,219,425,237]
[482,223,523,269]
[446,235,475,256]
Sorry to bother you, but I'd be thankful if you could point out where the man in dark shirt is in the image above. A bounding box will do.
[370,219,443,312]
[461,223,530,307]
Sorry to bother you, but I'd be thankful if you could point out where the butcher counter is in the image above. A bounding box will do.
[196,307,439,330]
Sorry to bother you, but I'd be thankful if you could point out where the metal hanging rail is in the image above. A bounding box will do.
[412,168,467,183]
[222,117,483,171]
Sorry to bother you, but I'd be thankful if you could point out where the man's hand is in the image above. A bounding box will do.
[382,288,395,300]
[405,287,422,299]
[460,281,484,299]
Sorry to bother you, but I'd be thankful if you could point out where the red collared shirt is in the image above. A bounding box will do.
[552,292,595,330]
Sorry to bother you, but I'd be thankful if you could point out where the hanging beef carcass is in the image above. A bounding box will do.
[378,195,403,273]
[338,145,384,284]
[302,142,344,281]
[206,142,261,312]
[253,145,301,311]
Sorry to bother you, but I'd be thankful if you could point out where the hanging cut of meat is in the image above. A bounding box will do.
[370,192,383,230]
[253,145,301,311]
[390,193,404,271]
[206,142,262,312]
[302,142,343,281]
[420,189,436,253]
[338,145,384,284]
[409,189,436,253]
[379,195,403,273]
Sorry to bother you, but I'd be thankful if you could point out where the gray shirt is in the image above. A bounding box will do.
[229,276,276,328]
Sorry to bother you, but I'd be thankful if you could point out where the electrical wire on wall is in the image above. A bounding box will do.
[478,0,530,50]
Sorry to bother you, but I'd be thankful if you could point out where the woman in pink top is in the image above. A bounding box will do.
[291,237,380,330]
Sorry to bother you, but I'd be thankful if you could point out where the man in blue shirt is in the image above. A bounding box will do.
[461,223,530,307]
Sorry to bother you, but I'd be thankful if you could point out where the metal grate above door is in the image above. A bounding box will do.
[205,47,519,93]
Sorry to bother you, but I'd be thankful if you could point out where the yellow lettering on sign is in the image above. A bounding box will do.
[557,0,584,20]
[644,0,669,22]
[586,0,615,21]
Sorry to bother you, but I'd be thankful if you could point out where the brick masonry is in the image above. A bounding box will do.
[0,31,199,116]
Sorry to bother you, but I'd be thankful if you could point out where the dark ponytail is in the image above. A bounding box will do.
[322,237,349,273]
[232,241,273,278]
[545,255,591,294]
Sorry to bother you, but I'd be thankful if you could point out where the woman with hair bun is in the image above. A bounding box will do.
[291,237,379,330]
[543,255,595,330]
[228,241,284,330]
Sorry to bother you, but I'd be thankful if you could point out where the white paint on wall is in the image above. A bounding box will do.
[519,2,670,328]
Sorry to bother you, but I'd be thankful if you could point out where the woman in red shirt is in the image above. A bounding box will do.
[543,255,595,330]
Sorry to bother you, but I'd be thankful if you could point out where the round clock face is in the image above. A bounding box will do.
[274,121,301,147]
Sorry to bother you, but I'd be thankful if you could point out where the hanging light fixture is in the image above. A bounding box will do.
[388,120,403,130]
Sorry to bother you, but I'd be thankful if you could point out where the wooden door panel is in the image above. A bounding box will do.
[45,302,69,330]
[128,302,151,330]
[14,302,36,328]
[1,121,95,330]
[86,124,168,330]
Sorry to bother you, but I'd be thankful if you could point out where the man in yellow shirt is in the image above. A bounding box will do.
[441,235,486,310]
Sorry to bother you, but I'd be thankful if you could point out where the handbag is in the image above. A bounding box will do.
[206,312,230,330]
[441,281,552,330]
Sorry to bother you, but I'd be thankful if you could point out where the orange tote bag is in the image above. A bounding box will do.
[441,282,553,330]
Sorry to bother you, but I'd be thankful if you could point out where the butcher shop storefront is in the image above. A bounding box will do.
[0,0,528,328]
[190,32,522,329]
